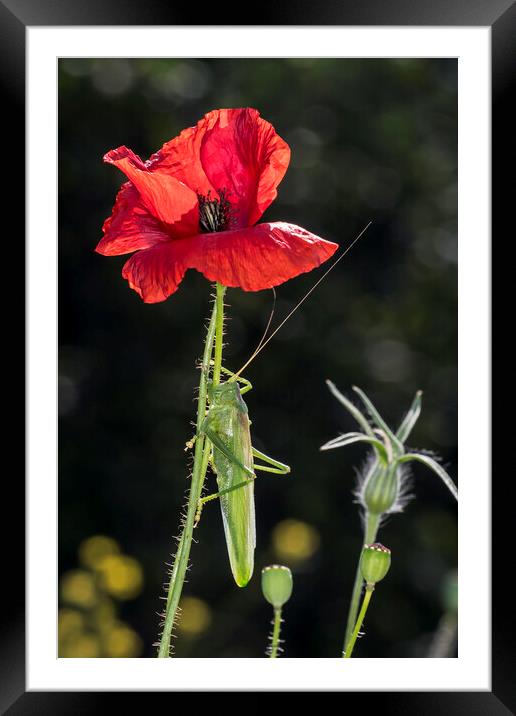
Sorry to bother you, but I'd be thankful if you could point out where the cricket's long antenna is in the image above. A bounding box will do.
[252,287,277,355]
[230,221,372,381]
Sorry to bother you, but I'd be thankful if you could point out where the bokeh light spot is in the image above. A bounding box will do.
[148,61,210,102]
[61,59,91,78]
[58,374,79,416]
[442,570,458,613]
[365,339,413,383]
[272,519,320,562]
[92,598,117,632]
[79,535,121,569]
[96,554,144,600]
[60,570,98,608]
[91,59,134,96]
[177,597,212,637]
[103,623,143,657]
[58,608,85,638]
[60,633,100,658]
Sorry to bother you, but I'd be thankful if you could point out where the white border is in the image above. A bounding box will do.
[27,27,490,691]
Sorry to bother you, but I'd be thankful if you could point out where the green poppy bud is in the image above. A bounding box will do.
[261,565,293,608]
[360,543,391,586]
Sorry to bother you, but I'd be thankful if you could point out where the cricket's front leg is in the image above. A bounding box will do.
[185,434,196,451]
[252,447,291,475]
[194,500,204,527]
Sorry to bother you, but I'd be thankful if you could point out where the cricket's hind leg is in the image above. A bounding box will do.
[195,446,290,525]
[252,447,290,475]
[195,474,257,526]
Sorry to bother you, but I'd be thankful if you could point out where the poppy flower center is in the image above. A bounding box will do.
[197,189,234,233]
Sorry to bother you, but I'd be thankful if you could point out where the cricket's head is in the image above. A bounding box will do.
[208,381,247,412]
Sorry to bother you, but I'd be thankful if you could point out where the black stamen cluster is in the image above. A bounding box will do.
[197,189,234,233]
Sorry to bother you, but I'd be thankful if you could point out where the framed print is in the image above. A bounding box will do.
[3,0,512,710]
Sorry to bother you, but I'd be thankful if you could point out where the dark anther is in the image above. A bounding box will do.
[197,189,234,233]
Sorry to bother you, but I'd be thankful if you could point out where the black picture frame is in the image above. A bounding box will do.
[4,0,512,711]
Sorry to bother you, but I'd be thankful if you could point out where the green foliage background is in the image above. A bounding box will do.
[59,58,457,657]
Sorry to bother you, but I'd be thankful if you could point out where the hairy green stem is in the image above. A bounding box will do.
[343,585,374,658]
[343,511,380,654]
[269,607,283,658]
[212,282,226,387]
[158,284,225,657]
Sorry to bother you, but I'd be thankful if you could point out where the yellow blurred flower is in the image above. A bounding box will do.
[59,536,145,658]
[60,570,98,608]
[178,596,212,637]
[58,608,85,639]
[79,535,120,569]
[272,519,320,562]
[95,554,143,600]
[92,598,117,632]
[60,633,100,658]
[103,623,142,657]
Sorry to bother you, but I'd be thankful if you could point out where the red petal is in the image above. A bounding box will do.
[119,223,338,303]
[153,109,290,227]
[96,181,171,256]
[200,109,290,227]
[104,146,199,235]
[149,122,215,198]
[121,241,190,303]
[187,222,338,291]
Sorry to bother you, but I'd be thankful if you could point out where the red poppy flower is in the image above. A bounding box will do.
[96,108,338,303]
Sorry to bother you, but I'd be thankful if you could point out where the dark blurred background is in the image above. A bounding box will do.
[58,58,457,658]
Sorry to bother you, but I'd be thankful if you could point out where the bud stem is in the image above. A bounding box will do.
[269,607,283,658]
[343,511,380,651]
[343,585,374,658]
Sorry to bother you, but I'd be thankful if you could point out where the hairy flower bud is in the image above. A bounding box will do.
[261,565,293,608]
[362,463,399,515]
[360,543,391,585]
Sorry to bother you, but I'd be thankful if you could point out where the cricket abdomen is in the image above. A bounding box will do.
[215,441,256,587]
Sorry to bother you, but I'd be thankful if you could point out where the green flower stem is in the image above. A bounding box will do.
[269,607,283,658]
[343,511,380,654]
[212,282,226,387]
[158,284,225,657]
[343,585,374,658]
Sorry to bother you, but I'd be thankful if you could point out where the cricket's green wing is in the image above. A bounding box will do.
[203,403,256,588]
